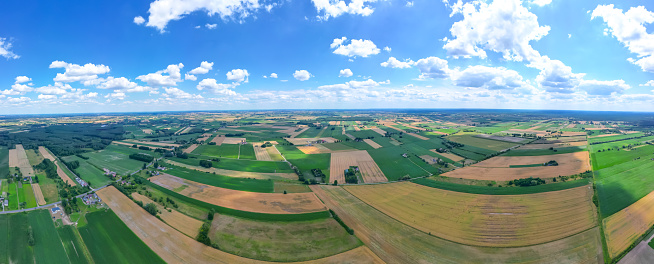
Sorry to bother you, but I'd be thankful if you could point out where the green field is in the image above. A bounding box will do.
[58,225,93,264]
[502,146,586,156]
[276,145,331,180]
[239,144,256,159]
[169,156,293,173]
[139,175,331,221]
[0,210,70,264]
[0,147,8,179]
[23,184,37,208]
[368,146,434,181]
[192,144,240,158]
[210,215,361,262]
[36,173,59,203]
[591,144,654,170]
[413,178,590,195]
[322,143,356,151]
[162,163,274,192]
[587,132,645,144]
[447,134,518,151]
[64,144,157,176]
[7,182,18,210]
[595,158,654,218]
[79,210,165,264]
[296,127,325,138]
[61,157,111,187]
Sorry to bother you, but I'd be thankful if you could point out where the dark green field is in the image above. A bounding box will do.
[502,146,586,156]
[595,158,654,218]
[296,127,325,138]
[192,144,240,158]
[239,144,256,159]
[590,144,654,170]
[58,225,92,264]
[170,156,294,173]
[28,210,70,263]
[79,210,165,264]
[0,210,69,264]
[0,147,8,179]
[368,146,434,181]
[162,163,274,192]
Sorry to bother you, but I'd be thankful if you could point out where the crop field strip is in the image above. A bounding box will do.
[595,155,654,217]
[10,144,35,176]
[132,193,203,238]
[443,151,591,181]
[163,159,296,180]
[39,146,78,186]
[98,186,383,264]
[163,164,274,192]
[344,182,598,247]
[149,173,327,214]
[310,185,604,263]
[412,177,591,195]
[329,150,387,184]
[603,190,654,259]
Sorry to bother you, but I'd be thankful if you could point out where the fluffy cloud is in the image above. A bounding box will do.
[105,92,126,100]
[578,79,630,95]
[164,87,203,99]
[197,78,237,95]
[185,73,197,81]
[50,61,110,83]
[330,37,380,58]
[226,69,249,82]
[317,79,388,99]
[592,5,654,72]
[97,77,152,92]
[293,70,312,81]
[139,0,260,32]
[641,80,654,86]
[137,63,183,86]
[381,57,414,69]
[15,76,31,83]
[133,16,145,25]
[531,0,551,7]
[450,65,531,90]
[205,23,217,29]
[415,57,450,79]
[263,73,278,79]
[189,61,214,75]
[444,0,549,61]
[35,83,72,95]
[0,37,19,59]
[383,46,391,52]
[532,57,584,93]
[312,0,377,20]
[339,69,353,77]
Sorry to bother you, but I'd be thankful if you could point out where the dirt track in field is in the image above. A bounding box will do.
[99,186,382,264]
[310,185,603,264]
[443,151,591,181]
[329,151,387,184]
[132,193,203,238]
[32,183,46,205]
[604,190,654,258]
[149,173,327,214]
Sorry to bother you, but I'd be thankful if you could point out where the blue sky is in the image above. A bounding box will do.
[0,0,653,114]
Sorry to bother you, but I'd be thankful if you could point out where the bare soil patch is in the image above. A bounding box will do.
[184,144,199,153]
[371,128,386,136]
[211,136,226,145]
[286,137,337,145]
[221,137,247,144]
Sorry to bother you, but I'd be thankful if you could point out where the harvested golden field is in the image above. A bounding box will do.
[222,137,247,144]
[165,160,296,180]
[345,182,597,247]
[38,146,55,161]
[604,190,654,258]
[254,143,273,161]
[197,133,213,142]
[330,151,387,184]
[149,174,326,214]
[266,146,285,161]
[430,149,464,161]
[124,139,181,147]
[297,146,322,154]
[472,152,588,168]
[311,185,603,263]
[11,145,35,176]
[132,193,203,238]
[363,139,382,149]
[211,136,226,145]
[142,129,153,134]
[517,141,587,149]
[443,152,590,181]
[184,144,199,153]
[32,183,46,205]
[508,129,549,137]
[286,137,337,145]
[370,128,386,136]
[565,123,576,128]
[55,160,77,186]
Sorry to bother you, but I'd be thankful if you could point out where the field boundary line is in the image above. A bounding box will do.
[341,185,600,249]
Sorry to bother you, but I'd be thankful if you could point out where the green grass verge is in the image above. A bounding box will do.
[79,210,165,264]
[413,177,590,195]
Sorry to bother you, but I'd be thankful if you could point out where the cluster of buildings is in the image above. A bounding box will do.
[103,168,117,179]
[75,176,88,187]
[81,193,101,205]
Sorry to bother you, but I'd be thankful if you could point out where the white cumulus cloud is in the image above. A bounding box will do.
[339,69,353,77]
[415,57,450,79]
[381,57,415,69]
[226,69,249,83]
[293,70,312,81]
[331,37,380,58]
[312,0,377,20]
[137,63,184,86]
[0,37,19,59]
[197,78,238,96]
[134,16,146,25]
[139,0,261,32]
[50,61,111,83]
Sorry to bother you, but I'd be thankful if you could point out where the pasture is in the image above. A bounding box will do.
[412,177,591,195]
[311,185,603,263]
[503,146,587,156]
[192,144,240,158]
[210,214,361,261]
[344,182,597,247]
